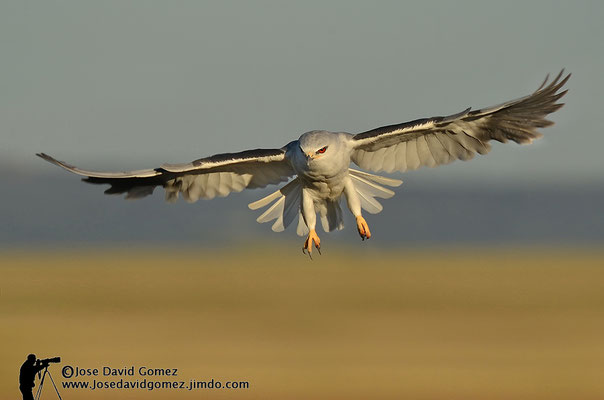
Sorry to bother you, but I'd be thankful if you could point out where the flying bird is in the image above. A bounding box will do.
[38,71,569,255]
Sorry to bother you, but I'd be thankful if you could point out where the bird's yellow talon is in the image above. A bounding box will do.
[356,216,371,240]
[303,229,321,257]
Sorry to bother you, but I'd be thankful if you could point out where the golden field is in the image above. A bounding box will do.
[1,247,603,399]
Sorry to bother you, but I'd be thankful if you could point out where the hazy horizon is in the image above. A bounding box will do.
[3,174,603,249]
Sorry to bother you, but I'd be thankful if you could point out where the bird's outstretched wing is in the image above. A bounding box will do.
[37,145,295,202]
[350,71,570,173]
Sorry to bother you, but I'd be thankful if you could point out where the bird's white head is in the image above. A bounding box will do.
[298,130,341,163]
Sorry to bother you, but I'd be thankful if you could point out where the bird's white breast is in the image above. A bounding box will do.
[288,138,351,201]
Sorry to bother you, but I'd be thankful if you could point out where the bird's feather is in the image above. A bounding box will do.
[37,146,295,201]
[319,200,344,233]
[348,168,402,214]
[350,71,569,173]
[251,178,306,233]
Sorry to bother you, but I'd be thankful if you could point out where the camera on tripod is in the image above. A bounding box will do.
[33,357,62,400]
[36,357,61,366]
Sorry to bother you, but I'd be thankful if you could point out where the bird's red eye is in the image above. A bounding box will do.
[316,146,327,154]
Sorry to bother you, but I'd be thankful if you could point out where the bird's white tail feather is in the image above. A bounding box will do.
[319,200,344,233]
[248,178,308,235]
[348,168,402,214]
[248,190,281,210]
[296,214,309,236]
[248,170,402,236]
[349,169,403,188]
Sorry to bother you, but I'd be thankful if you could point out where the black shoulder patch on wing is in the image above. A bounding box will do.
[192,148,285,166]
[353,117,439,141]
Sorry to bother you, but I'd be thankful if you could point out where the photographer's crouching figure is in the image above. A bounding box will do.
[19,354,61,400]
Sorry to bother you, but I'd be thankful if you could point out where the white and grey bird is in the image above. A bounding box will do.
[38,72,569,255]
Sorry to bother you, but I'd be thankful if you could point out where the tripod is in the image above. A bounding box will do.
[34,366,63,400]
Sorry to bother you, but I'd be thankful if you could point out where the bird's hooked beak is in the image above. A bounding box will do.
[305,152,315,160]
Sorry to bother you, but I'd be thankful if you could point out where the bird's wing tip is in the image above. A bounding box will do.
[36,152,61,165]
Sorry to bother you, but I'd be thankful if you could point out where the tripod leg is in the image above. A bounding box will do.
[35,369,47,400]
[46,371,63,400]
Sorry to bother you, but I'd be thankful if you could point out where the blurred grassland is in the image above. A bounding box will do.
[1,247,603,399]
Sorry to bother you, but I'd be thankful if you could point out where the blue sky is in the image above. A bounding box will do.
[1,1,602,185]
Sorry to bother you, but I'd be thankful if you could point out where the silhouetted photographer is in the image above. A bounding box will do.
[19,354,62,400]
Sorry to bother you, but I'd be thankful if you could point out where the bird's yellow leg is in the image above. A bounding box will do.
[303,229,321,256]
[356,216,371,240]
